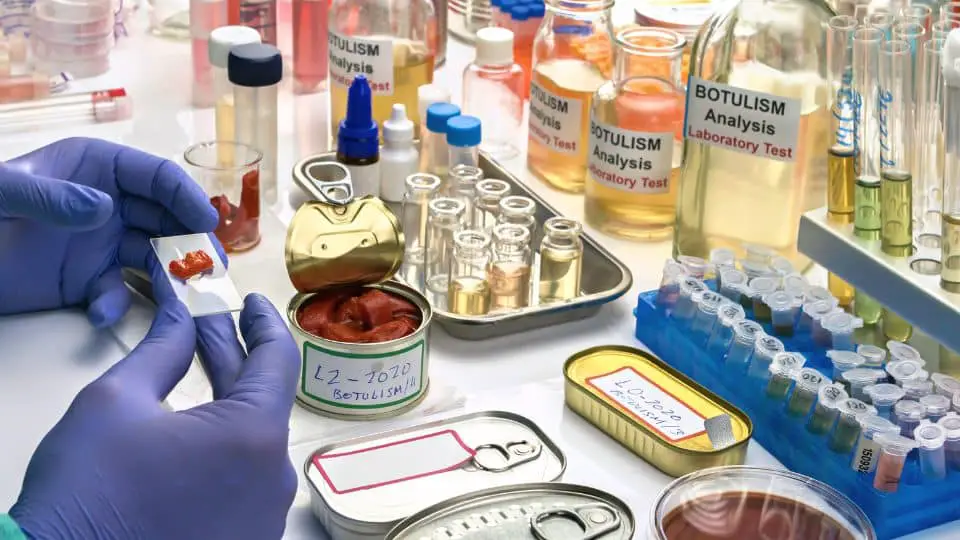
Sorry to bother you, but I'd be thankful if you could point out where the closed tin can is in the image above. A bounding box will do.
[564,345,752,477]
[386,482,635,539]
[286,158,431,419]
[304,410,566,539]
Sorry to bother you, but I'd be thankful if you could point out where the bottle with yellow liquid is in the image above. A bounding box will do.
[673,0,833,267]
[448,229,493,316]
[329,0,435,142]
[527,0,614,193]
[586,26,686,241]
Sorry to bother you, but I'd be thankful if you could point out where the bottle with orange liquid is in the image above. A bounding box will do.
[527,0,614,193]
[585,27,685,240]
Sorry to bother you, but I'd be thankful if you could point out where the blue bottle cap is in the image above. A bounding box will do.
[227,43,282,87]
[529,2,545,17]
[426,103,461,133]
[446,115,482,148]
[500,0,518,11]
[511,4,530,20]
[491,0,503,7]
[337,75,379,160]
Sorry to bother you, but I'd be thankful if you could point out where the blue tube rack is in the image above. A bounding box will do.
[633,288,960,540]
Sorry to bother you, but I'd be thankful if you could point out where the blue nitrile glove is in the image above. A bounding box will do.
[9,246,301,540]
[0,137,218,327]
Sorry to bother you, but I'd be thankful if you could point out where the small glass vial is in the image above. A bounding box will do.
[527,0,614,193]
[498,195,537,243]
[690,291,724,342]
[475,179,511,233]
[586,27,685,240]
[448,164,484,227]
[538,217,583,304]
[706,302,745,357]
[400,173,442,290]
[463,27,524,159]
[209,26,262,153]
[722,320,764,374]
[421,103,461,180]
[425,197,467,297]
[447,115,482,169]
[807,384,849,435]
[488,224,533,311]
[788,368,826,417]
[747,335,785,381]
[448,229,493,316]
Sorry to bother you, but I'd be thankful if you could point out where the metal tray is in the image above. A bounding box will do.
[297,151,633,340]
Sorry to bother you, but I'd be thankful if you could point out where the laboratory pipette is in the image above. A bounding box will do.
[0,87,132,132]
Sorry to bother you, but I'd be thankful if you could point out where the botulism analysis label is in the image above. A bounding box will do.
[528,81,583,155]
[328,33,394,94]
[588,116,672,194]
[587,367,706,442]
[684,76,801,162]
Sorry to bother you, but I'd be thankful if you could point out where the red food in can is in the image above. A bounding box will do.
[168,249,215,281]
[297,287,421,343]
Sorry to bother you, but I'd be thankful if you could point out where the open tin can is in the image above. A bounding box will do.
[286,157,432,419]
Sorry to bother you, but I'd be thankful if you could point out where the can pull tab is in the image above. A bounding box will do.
[293,158,354,206]
[466,440,542,473]
[529,503,621,540]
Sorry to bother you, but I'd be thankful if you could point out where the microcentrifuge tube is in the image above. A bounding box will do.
[886,359,927,385]
[782,273,809,299]
[808,384,849,435]
[706,303,746,357]
[873,432,919,492]
[806,285,836,304]
[864,383,906,419]
[914,420,948,481]
[767,352,805,400]
[937,413,960,470]
[842,369,886,401]
[851,415,900,473]
[828,350,867,382]
[691,291,726,341]
[723,320,764,374]
[743,243,776,265]
[748,335,785,381]
[718,268,748,303]
[830,398,877,454]
[656,259,686,311]
[857,344,887,369]
[894,399,927,437]
[763,291,802,337]
[788,368,826,417]
[932,373,960,398]
[672,277,706,323]
[677,255,709,280]
[709,247,736,280]
[748,277,779,322]
[920,393,952,422]
[903,379,934,400]
[770,255,794,276]
[740,260,775,280]
[954,392,960,413]
[801,300,841,344]
[887,340,923,364]
[820,312,865,351]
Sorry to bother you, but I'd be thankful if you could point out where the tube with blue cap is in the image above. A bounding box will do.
[337,75,381,197]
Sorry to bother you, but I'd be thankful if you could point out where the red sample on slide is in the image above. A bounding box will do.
[169,250,215,281]
[297,288,421,343]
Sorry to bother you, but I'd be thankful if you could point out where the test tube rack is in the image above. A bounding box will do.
[798,207,960,354]
[634,288,960,540]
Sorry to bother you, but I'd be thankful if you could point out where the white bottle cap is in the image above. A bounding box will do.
[418,84,451,120]
[475,27,514,66]
[383,104,414,142]
[208,26,263,68]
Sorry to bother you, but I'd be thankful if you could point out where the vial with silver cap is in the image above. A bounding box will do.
[915,420,948,480]
[820,312,864,351]
[829,398,877,454]
[691,291,725,343]
[336,75,381,198]
[894,399,927,437]
[400,173,442,289]
[937,412,960,469]
[706,302,745,357]
[380,104,419,203]
[808,383,849,435]
[788,368,826,417]
[722,320,764,375]
[209,26,262,153]
[764,291,802,337]
[864,383,905,419]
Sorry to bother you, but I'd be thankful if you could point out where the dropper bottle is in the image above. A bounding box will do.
[380,104,418,203]
[337,75,380,197]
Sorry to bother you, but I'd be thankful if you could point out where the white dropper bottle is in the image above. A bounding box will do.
[381,104,419,202]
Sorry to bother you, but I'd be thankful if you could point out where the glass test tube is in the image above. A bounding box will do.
[864,383,906,418]
[830,398,877,453]
[766,352,805,400]
[0,88,134,132]
[488,224,532,311]
[691,291,725,341]
[747,276,778,322]
[842,368,885,401]
[475,179,512,233]
[706,303,745,357]
[764,291,802,337]
[914,420,948,480]
[448,164,484,227]
[400,173,443,289]
[656,259,686,311]
[942,30,960,292]
[828,15,858,157]
[788,368,826,417]
[894,399,927,436]
[498,195,538,245]
[874,432,920,492]
[852,415,900,473]
[425,197,467,297]
[921,393,952,422]
[932,20,952,41]
[916,39,944,235]
[448,230,492,316]
[879,39,914,256]
[853,27,883,182]
[723,320,764,374]
[937,413,960,470]
[867,12,895,39]
[538,217,583,304]
[718,268,748,303]
[808,384,850,435]
[901,5,933,32]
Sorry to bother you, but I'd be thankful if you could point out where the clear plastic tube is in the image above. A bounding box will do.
[808,383,849,435]
[894,399,927,436]
[706,302,745,356]
[787,368,826,417]
[917,38,945,235]
[853,27,884,182]
[0,88,132,131]
[874,432,920,492]
[851,415,900,473]
[914,420,948,480]
[400,173,442,289]
[722,320,763,374]
[766,351,804,400]
[656,259,686,311]
[830,398,877,453]
[867,12,895,39]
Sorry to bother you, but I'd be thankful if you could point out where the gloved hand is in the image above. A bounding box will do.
[9,249,301,540]
[0,137,218,327]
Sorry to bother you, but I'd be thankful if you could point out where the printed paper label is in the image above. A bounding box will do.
[588,115,673,194]
[852,436,881,474]
[328,32,395,95]
[313,430,475,494]
[684,76,801,162]
[587,367,706,442]
[301,340,425,409]
[528,81,583,155]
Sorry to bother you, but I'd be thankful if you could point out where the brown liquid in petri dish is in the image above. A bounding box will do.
[662,492,858,540]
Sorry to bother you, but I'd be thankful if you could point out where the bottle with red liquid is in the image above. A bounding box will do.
[293,0,329,93]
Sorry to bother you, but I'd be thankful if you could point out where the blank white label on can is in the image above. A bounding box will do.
[528,81,583,155]
[587,115,673,194]
[587,367,706,442]
[328,32,394,95]
[313,429,476,494]
[683,76,801,162]
[301,340,425,410]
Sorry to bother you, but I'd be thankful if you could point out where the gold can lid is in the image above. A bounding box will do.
[285,157,404,293]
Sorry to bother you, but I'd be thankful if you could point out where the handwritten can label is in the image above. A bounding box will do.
[528,81,583,155]
[683,76,802,162]
[588,115,673,194]
[587,367,706,442]
[328,32,395,94]
[300,340,426,412]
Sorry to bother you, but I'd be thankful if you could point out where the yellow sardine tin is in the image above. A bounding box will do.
[564,345,751,477]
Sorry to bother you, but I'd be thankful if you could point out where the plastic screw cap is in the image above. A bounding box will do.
[208,26,262,68]
[529,1,545,17]
[510,4,531,21]
[446,115,482,147]
[426,102,461,133]
[338,75,379,160]
[475,27,515,65]
[228,43,282,87]
[383,104,414,143]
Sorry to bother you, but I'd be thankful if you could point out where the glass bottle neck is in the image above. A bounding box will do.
[545,0,614,23]
[613,28,684,89]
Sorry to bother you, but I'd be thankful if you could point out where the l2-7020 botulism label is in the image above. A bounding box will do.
[683,76,801,162]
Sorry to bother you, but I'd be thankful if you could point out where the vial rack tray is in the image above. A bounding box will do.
[633,288,960,540]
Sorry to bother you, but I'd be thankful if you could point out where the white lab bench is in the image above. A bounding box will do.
[0,12,956,540]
